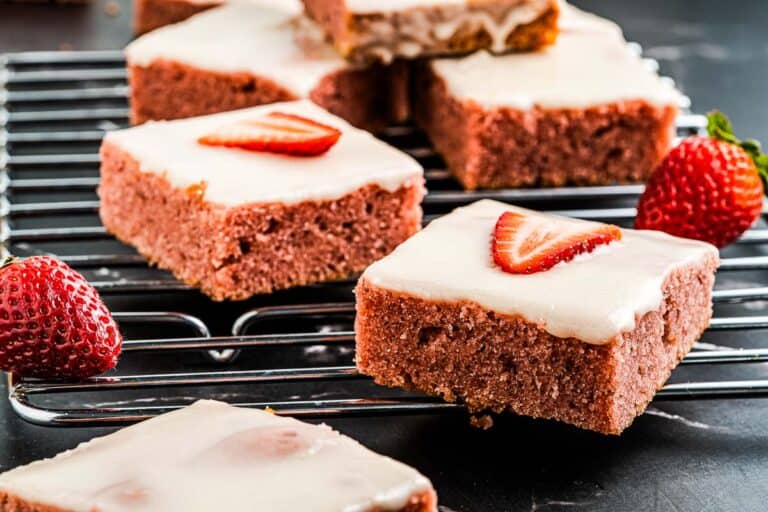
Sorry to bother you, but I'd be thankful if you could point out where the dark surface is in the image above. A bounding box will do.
[1,1,768,511]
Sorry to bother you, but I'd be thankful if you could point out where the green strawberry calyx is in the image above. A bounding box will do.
[707,110,768,186]
[0,256,16,269]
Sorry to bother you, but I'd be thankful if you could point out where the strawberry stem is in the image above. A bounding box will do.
[707,110,768,188]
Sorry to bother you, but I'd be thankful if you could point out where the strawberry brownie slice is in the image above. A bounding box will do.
[412,5,684,189]
[98,100,424,301]
[355,200,719,434]
[0,400,438,512]
[127,1,410,131]
[302,0,561,64]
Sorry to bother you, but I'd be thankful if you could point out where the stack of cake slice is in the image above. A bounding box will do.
[128,0,684,189]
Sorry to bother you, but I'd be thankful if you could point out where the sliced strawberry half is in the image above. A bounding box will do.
[492,211,622,274]
[198,112,342,157]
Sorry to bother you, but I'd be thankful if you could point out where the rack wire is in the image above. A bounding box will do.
[2,50,768,427]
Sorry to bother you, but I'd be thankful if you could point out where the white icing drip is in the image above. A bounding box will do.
[430,5,685,108]
[126,2,345,98]
[349,0,553,63]
[0,401,435,512]
[432,0,552,53]
[361,200,718,344]
[104,100,424,207]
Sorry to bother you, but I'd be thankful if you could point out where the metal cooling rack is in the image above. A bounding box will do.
[2,50,768,427]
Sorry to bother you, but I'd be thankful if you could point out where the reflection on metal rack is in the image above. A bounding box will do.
[8,300,768,426]
[3,50,768,427]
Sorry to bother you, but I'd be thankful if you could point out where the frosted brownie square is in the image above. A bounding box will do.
[133,0,224,34]
[127,1,410,130]
[98,100,424,301]
[0,400,437,512]
[412,6,684,189]
[356,200,719,434]
[302,0,560,64]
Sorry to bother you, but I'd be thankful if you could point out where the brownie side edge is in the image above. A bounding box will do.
[413,61,678,190]
[127,60,298,125]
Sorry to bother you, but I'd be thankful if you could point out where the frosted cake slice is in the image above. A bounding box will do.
[99,100,424,300]
[127,1,410,130]
[0,400,437,512]
[412,6,685,189]
[356,200,719,434]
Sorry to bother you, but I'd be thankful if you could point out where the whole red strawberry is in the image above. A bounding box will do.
[635,111,767,248]
[0,256,122,379]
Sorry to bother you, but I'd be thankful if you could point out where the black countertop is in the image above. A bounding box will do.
[1,1,768,511]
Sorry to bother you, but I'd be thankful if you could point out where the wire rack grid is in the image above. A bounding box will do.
[2,49,768,427]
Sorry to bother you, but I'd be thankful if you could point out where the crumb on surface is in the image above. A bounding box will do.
[469,414,494,430]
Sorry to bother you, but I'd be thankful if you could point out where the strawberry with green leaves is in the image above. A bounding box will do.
[635,111,767,248]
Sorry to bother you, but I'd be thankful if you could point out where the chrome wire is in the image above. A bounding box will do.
[8,310,768,426]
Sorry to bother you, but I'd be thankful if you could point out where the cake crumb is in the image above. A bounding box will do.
[185,181,208,202]
[469,414,494,430]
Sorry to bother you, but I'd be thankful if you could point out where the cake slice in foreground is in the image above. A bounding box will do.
[0,400,437,512]
[412,6,683,189]
[99,100,424,301]
[355,200,719,434]
[302,0,560,64]
[127,1,410,130]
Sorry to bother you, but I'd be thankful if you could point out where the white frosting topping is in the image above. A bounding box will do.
[126,1,346,98]
[361,200,718,344]
[103,100,423,207]
[430,5,685,108]
[0,401,435,512]
[345,0,553,60]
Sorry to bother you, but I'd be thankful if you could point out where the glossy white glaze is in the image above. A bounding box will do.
[362,200,718,344]
[126,1,345,98]
[103,100,424,207]
[0,401,436,512]
[430,5,684,108]
[346,0,553,56]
